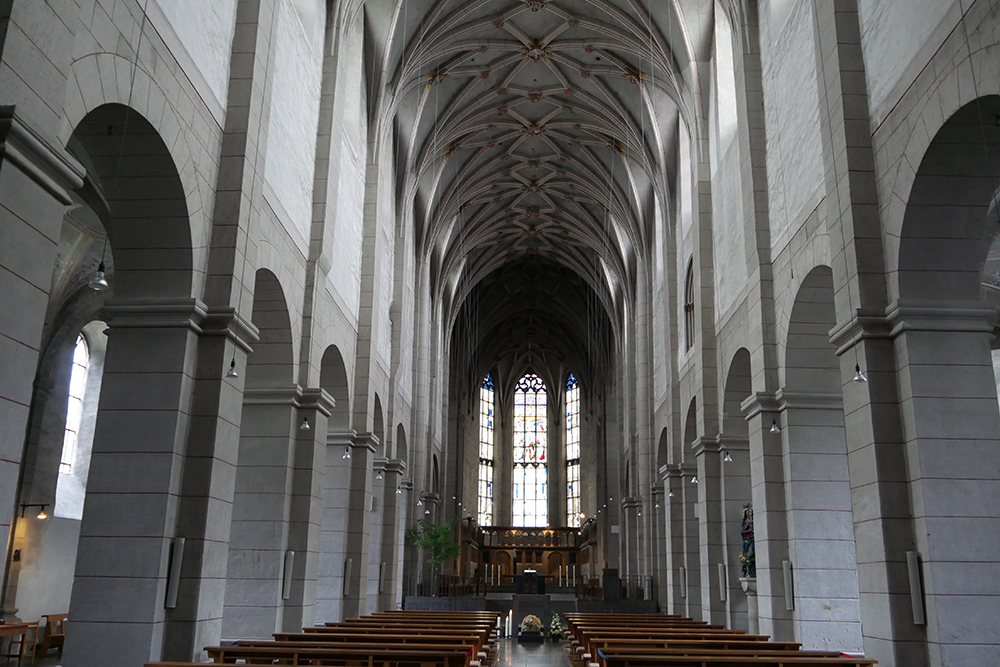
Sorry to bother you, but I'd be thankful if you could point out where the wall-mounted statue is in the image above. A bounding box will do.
[740,504,755,578]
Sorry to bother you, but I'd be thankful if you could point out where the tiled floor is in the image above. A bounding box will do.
[496,638,572,667]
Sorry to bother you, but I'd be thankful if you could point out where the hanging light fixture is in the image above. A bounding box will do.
[668,490,675,498]
[417,499,423,507]
[853,363,868,383]
[89,234,110,291]
[723,451,733,463]
[376,469,383,481]
[424,509,430,515]
[300,417,311,431]
[691,476,698,485]
[396,486,402,495]
[770,420,781,434]
[88,260,110,291]
[342,446,351,460]
[226,357,239,378]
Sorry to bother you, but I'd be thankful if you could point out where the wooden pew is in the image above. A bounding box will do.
[34,615,66,659]
[202,644,470,667]
[592,653,875,667]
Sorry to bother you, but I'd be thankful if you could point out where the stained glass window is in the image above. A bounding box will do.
[478,375,495,525]
[513,374,547,527]
[61,334,89,475]
[566,374,581,527]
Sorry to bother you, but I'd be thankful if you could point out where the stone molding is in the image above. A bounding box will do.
[622,496,641,510]
[242,385,303,406]
[692,436,722,457]
[420,491,440,506]
[102,297,209,332]
[298,387,335,417]
[351,431,380,452]
[399,478,414,491]
[201,306,260,353]
[0,107,85,205]
[716,434,750,451]
[830,300,998,356]
[740,392,780,420]
[379,458,407,476]
[327,429,357,447]
[774,389,843,412]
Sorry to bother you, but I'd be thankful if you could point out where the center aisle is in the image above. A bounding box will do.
[496,638,572,667]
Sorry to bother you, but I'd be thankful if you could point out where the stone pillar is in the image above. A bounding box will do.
[776,389,862,652]
[741,393,793,641]
[650,481,667,609]
[0,111,83,602]
[165,308,256,659]
[679,462,701,620]
[397,477,414,600]
[342,432,377,618]
[888,301,1000,667]
[316,430,355,622]
[283,388,334,631]
[693,437,726,625]
[66,299,203,666]
[719,435,751,631]
[378,459,406,612]
[417,492,440,593]
[621,497,640,583]
[222,385,298,639]
[661,465,685,615]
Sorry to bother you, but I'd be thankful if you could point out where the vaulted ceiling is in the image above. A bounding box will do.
[366,0,711,380]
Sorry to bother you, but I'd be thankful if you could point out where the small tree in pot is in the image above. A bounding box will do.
[406,517,461,594]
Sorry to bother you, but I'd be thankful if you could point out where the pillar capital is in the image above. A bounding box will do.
[102,297,209,332]
[200,306,259,353]
[741,392,780,420]
[692,436,722,457]
[831,300,998,355]
[242,384,303,406]
[328,429,356,446]
[774,389,843,412]
[298,387,334,417]
[351,431,380,452]
[716,434,750,451]
[0,107,85,205]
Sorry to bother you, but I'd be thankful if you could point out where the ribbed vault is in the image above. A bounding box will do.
[370,0,698,376]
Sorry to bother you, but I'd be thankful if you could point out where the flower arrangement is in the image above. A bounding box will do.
[548,614,567,641]
[739,551,756,577]
[520,615,543,633]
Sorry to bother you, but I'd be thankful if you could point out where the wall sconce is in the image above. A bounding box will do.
[20,504,47,520]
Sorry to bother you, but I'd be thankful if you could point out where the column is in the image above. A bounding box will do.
[889,302,1000,667]
[66,299,202,665]
[0,111,84,599]
[661,465,685,614]
[222,386,297,639]
[719,434,751,631]
[693,437,726,625]
[316,430,355,622]
[164,309,256,659]
[342,432,378,618]
[679,462,701,619]
[283,388,334,631]
[777,389,862,652]
[741,393,793,640]
[378,459,407,612]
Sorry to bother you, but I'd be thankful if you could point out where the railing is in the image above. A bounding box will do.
[620,575,654,601]
[476,523,596,548]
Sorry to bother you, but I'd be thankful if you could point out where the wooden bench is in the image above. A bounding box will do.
[202,644,470,667]
[593,653,875,667]
[34,615,66,659]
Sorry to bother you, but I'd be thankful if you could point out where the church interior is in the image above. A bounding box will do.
[1,1,999,666]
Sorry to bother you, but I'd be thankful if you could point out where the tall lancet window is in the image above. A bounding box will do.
[478,374,495,525]
[61,334,90,474]
[566,374,581,527]
[513,374,547,527]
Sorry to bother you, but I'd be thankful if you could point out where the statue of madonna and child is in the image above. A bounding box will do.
[740,504,755,578]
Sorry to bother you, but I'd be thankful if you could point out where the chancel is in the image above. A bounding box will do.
[0,1,998,667]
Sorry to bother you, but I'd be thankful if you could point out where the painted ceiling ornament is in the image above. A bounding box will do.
[624,66,645,86]
[496,20,505,29]
[523,124,545,136]
[526,0,545,12]
[525,45,548,61]
[529,92,542,103]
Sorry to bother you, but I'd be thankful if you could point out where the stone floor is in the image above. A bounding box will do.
[497,638,572,667]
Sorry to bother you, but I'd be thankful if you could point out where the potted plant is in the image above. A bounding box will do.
[405,517,461,595]
[548,614,567,642]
